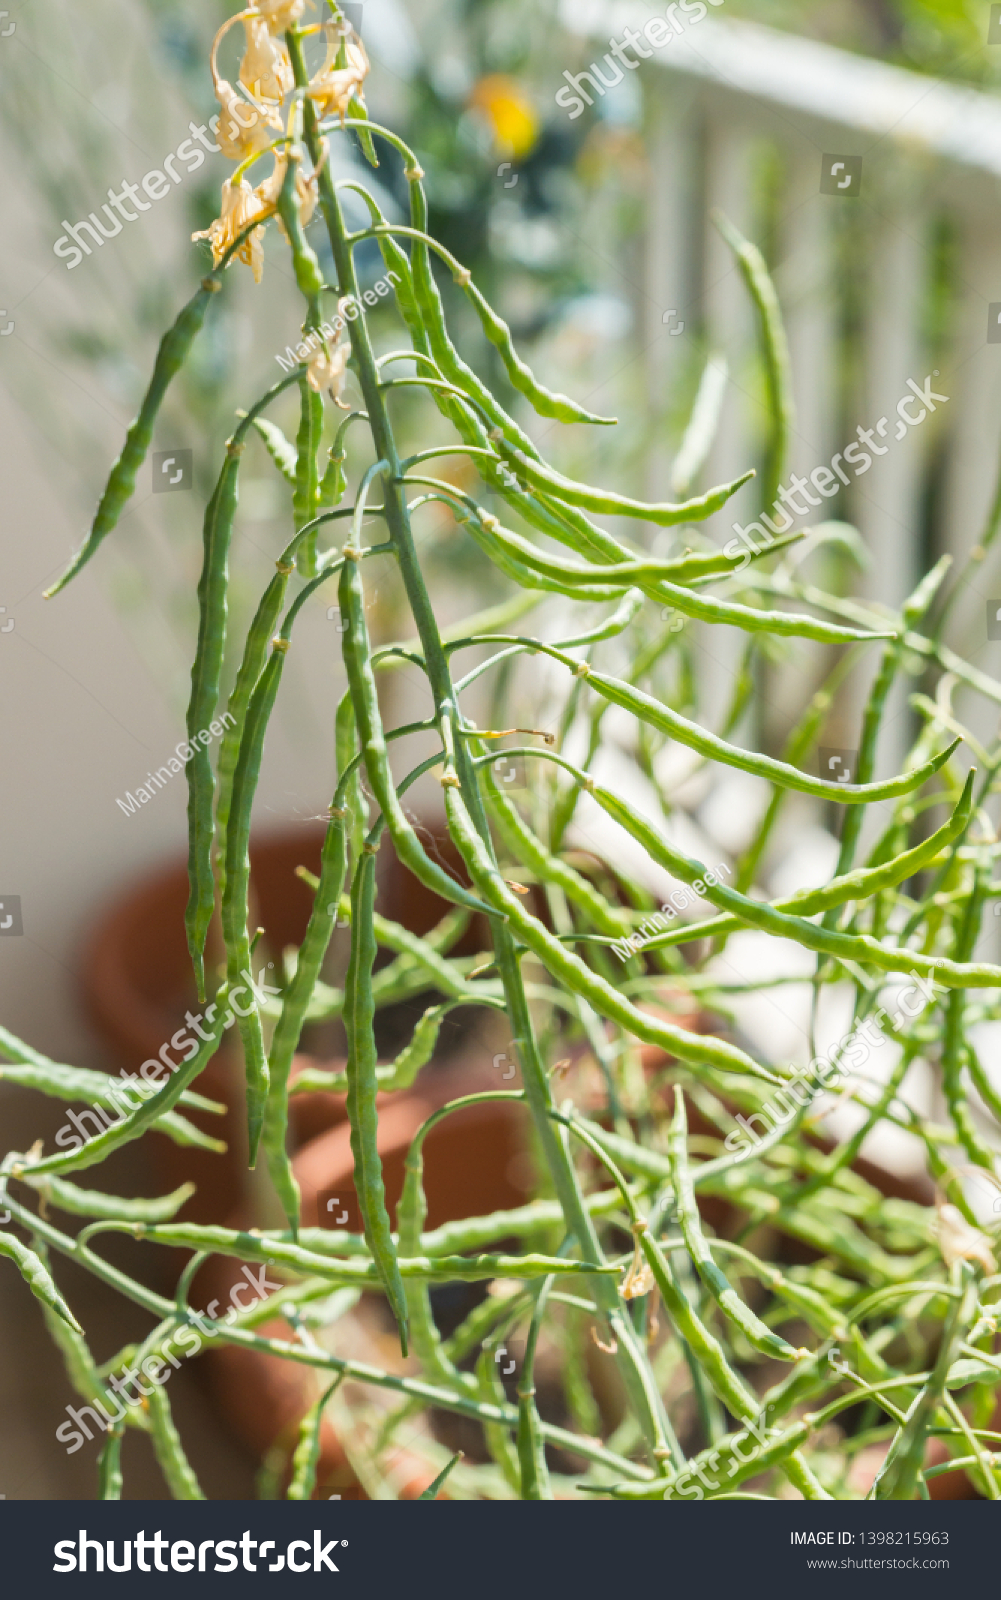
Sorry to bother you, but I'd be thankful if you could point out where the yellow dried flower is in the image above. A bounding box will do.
[306,339,351,408]
[192,178,272,284]
[299,298,353,406]
[252,0,307,32]
[213,78,283,162]
[620,1220,654,1300]
[307,34,369,123]
[239,14,294,102]
[255,152,318,230]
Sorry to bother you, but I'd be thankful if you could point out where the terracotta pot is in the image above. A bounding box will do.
[198,1076,533,1496]
[82,858,974,1499]
[77,825,512,1491]
[79,828,489,1222]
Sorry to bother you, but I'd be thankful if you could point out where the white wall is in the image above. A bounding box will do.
[0,0,357,1064]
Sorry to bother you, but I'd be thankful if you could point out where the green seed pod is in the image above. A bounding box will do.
[584,766,998,986]
[184,441,241,1000]
[396,1084,478,1395]
[36,1278,127,1419]
[641,771,974,951]
[355,217,611,426]
[45,280,218,597]
[450,495,622,602]
[277,129,326,302]
[941,872,996,1166]
[154,1113,228,1155]
[16,1174,196,1224]
[184,372,300,997]
[377,1001,458,1091]
[516,1277,555,1500]
[669,1094,801,1361]
[343,849,409,1353]
[214,549,302,893]
[874,1268,979,1500]
[338,540,494,918]
[491,439,755,527]
[0,1030,224,1119]
[714,211,793,517]
[221,644,286,1165]
[519,645,958,805]
[24,994,230,1179]
[293,375,325,576]
[594,1417,814,1501]
[455,503,889,645]
[710,1240,845,1338]
[317,409,368,512]
[419,1451,464,1499]
[97,1428,124,1500]
[287,1380,340,1499]
[264,806,348,1233]
[146,1380,205,1500]
[0,1231,83,1332]
[481,758,627,936]
[251,415,298,483]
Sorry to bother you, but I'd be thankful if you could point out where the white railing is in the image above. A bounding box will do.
[558,4,1001,750]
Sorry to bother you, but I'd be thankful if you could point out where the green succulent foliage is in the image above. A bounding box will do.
[5,2,1001,1506]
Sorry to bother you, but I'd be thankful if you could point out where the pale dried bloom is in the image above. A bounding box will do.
[307,34,369,123]
[620,1255,655,1300]
[192,178,271,283]
[306,307,351,407]
[255,152,318,230]
[239,14,294,102]
[307,346,350,407]
[937,1203,996,1275]
[252,0,306,33]
[213,78,283,162]
[620,1221,654,1300]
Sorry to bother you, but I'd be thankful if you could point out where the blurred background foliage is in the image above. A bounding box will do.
[731,0,997,80]
[0,0,993,702]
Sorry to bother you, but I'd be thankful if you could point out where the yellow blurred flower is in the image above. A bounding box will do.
[468,75,538,161]
[192,177,272,283]
[239,14,294,102]
[307,34,369,123]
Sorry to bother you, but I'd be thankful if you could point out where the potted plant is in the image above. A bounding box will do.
[3,0,1001,1504]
